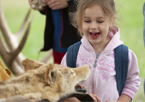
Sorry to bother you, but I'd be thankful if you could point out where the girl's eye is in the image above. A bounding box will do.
[84,20,91,23]
[97,21,104,23]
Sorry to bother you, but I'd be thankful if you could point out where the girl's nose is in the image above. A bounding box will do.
[90,23,98,30]
[90,24,98,30]
[90,26,97,30]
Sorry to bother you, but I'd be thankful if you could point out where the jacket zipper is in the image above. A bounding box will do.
[93,59,97,67]
[93,53,100,68]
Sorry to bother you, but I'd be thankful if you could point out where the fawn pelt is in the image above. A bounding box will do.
[0,59,90,102]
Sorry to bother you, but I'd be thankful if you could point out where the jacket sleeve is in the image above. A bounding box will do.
[67,0,73,7]
[67,0,79,13]
[39,6,49,15]
[121,49,141,99]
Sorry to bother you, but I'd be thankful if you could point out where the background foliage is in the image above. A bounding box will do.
[1,0,145,101]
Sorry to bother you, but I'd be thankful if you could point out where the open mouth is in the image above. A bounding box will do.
[89,32,100,39]
[75,85,87,93]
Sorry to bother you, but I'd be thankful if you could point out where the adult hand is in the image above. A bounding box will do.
[89,94,100,102]
[43,0,69,10]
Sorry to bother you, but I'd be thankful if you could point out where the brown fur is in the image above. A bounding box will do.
[0,59,90,102]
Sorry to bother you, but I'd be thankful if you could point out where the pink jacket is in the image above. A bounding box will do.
[61,30,141,101]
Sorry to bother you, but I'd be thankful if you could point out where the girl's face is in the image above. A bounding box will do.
[82,4,112,46]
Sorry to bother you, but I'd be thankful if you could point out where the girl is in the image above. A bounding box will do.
[61,0,141,102]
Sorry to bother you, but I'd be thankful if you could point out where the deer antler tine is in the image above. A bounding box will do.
[0,0,32,75]
[0,34,11,64]
[0,0,12,41]
[7,15,34,64]
[16,9,32,39]
[40,49,53,63]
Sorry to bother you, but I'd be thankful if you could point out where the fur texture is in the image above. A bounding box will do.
[0,59,90,102]
[31,0,47,10]
[0,60,12,81]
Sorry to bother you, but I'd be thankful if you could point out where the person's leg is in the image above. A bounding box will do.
[53,50,60,64]
[60,52,66,61]
[53,50,66,64]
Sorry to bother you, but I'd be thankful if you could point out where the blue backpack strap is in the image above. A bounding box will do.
[114,44,129,96]
[66,41,81,68]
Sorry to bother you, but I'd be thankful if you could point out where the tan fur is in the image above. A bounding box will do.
[21,58,44,72]
[0,60,12,81]
[0,59,90,102]
[31,0,47,10]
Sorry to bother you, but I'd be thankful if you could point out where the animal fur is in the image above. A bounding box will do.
[31,0,47,10]
[0,60,12,81]
[0,59,90,102]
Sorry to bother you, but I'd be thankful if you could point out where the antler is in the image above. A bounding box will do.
[0,0,33,75]
[0,0,53,75]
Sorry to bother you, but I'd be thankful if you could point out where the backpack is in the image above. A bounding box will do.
[66,41,129,96]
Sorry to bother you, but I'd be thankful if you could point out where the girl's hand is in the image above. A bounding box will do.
[43,0,69,10]
[89,94,100,102]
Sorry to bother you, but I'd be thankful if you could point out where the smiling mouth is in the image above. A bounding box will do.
[89,32,100,39]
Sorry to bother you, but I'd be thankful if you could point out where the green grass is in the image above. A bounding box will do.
[1,0,145,101]
[115,1,145,101]
[115,0,145,78]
